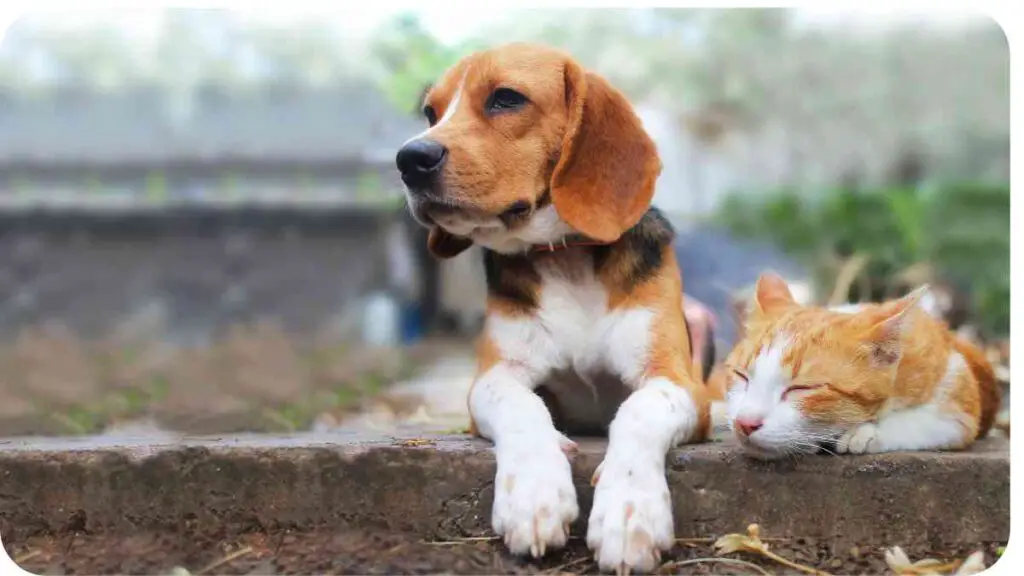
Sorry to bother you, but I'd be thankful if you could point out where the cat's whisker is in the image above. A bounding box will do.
[810,442,840,457]
[792,442,826,456]
[794,434,842,457]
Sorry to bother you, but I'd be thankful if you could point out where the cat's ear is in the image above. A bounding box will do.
[861,285,929,365]
[753,272,797,316]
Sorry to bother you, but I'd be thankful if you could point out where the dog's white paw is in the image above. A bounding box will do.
[492,439,579,558]
[837,422,882,454]
[586,455,674,573]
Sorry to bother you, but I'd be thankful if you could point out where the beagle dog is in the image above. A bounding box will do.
[395,43,711,573]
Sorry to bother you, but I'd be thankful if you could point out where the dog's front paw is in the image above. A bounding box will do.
[837,422,882,454]
[492,440,579,558]
[586,455,674,574]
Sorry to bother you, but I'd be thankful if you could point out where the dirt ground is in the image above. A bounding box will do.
[0,328,476,437]
[5,529,1004,575]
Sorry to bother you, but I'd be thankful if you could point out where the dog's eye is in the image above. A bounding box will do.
[423,105,438,126]
[487,88,528,114]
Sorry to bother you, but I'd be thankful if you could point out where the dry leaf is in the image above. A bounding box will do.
[955,551,986,575]
[712,533,757,555]
[885,547,913,572]
[747,523,761,541]
[713,524,829,575]
[883,546,979,575]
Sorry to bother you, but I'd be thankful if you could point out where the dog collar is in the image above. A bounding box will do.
[528,234,609,254]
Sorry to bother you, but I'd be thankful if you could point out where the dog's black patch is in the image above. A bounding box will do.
[483,250,540,312]
[483,207,674,314]
[593,207,676,291]
[590,243,613,271]
[625,208,675,288]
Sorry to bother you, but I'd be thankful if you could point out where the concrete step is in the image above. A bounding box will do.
[0,433,1009,574]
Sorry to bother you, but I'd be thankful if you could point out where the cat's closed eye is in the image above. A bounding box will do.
[731,367,749,386]
[782,383,826,400]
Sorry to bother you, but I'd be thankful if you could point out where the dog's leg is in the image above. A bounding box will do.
[585,288,708,573]
[587,377,702,573]
[469,361,579,558]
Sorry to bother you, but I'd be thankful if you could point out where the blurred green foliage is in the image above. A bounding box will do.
[144,170,169,202]
[716,183,1009,336]
[369,14,468,113]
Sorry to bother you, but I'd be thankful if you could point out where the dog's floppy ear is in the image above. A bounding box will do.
[427,227,473,259]
[550,59,662,243]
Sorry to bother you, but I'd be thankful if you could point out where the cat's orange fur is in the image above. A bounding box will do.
[722,272,1000,458]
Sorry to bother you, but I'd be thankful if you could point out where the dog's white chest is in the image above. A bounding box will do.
[533,266,610,370]
[487,260,655,432]
[490,261,653,378]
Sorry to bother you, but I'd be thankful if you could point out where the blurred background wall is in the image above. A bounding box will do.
[0,8,1009,436]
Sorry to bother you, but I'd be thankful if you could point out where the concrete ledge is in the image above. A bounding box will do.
[0,433,1009,551]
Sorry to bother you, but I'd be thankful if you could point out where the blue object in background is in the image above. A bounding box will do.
[673,223,808,351]
[400,302,424,345]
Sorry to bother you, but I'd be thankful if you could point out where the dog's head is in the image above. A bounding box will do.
[395,43,662,258]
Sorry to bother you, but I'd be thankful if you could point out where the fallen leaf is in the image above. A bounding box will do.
[713,523,829,575]
[955,551,986,575]
[712,533,754,556]
[885,546,913,572]
[883,546,972,575]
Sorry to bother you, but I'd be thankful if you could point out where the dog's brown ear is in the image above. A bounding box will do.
[427,227,473,259]
[550,60,661,243]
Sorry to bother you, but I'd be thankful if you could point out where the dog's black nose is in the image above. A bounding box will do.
[396,139,447,187]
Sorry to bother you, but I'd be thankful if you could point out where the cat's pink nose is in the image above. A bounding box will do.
[734,417,764,437]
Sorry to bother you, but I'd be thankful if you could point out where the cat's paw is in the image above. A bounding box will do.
[837,422,883,454]
[586,455,674,573]
[492,439,579,558]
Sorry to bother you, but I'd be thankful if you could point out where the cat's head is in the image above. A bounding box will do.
[724,272,928,460]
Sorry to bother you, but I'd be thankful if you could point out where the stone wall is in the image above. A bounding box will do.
[0,207,400,343]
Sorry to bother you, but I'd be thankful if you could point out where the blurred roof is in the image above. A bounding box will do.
[0,83,422,166]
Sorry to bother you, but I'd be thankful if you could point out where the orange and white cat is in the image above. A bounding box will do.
[723,272,1000,460]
